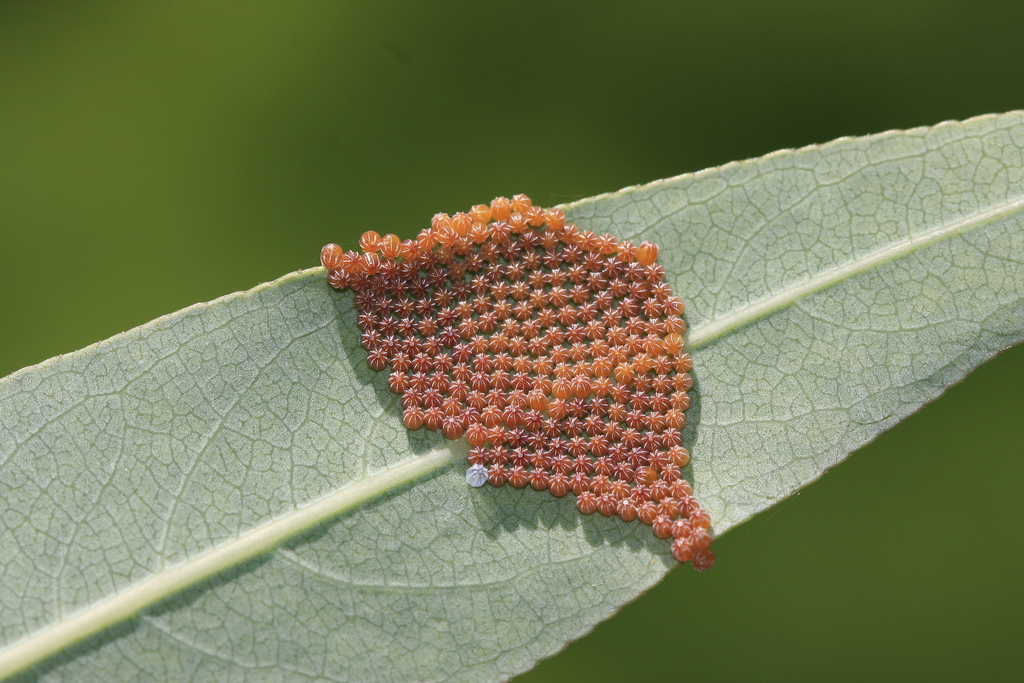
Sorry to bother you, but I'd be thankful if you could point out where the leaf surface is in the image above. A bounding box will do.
[2,112,1024,682]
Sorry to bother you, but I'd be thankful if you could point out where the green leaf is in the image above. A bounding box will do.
[2,112,1023,682]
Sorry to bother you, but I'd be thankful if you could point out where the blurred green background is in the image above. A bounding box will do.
[2,1,1022,680]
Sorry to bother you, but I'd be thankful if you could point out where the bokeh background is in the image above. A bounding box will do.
[2,1,1023,680]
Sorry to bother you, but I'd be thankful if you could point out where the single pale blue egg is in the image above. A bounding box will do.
[466,463,488,487]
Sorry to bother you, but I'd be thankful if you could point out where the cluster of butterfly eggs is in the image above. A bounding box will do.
[321,194,714,569]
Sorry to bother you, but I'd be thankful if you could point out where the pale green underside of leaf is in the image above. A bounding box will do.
[2,112,1024,682]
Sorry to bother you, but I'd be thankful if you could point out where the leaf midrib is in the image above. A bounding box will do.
[0,443,464,679]
[687,194,1024,349]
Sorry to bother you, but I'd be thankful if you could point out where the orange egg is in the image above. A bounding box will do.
[320,243,345,270]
